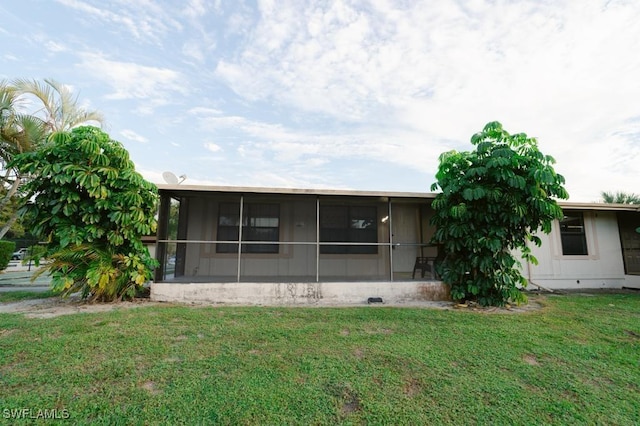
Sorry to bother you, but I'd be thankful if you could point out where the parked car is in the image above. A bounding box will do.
[11,248,27,260]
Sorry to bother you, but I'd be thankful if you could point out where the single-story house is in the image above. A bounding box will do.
[150,184,640,305]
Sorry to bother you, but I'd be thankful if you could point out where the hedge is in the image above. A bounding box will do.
[0,240,16,270]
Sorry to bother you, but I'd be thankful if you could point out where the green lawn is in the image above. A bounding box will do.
[0,290,57,303]
[1,293,638,425]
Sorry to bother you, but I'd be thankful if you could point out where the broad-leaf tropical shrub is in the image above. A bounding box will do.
[12,126,158,301]
[430,122,569,306]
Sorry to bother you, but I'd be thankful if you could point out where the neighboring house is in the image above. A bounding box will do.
[151,184,640,305]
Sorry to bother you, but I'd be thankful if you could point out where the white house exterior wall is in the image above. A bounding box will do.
[152,185,640,305]
[526,211,629,289]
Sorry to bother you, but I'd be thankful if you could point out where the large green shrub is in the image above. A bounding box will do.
[0,240,16,270]
[12,126,158,301]
[430,122,568,306]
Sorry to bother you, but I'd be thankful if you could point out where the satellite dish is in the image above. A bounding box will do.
[162,171,179,184]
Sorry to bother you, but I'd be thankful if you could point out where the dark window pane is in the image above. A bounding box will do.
[349,245,377,254]
[219,203,240,226]
[320,205,378,254]
[560,213,588,255]
[320,206,348,228]
[217,243,238,253]
[244,243,279,253]
[244,226,279,253]
[217,204,240,253]
[350,206,376,229]
[217,202,280,253]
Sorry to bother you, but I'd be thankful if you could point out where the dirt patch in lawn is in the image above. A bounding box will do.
[0,294,549,317]
[0,296,158,318]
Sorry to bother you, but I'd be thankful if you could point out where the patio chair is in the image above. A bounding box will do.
[412,256,435,279]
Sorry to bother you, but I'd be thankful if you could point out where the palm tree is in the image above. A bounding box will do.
[0,79,104,239]
[0,81,49,159]
[12,78,104,132]
[601,191,640,205]
[0,81,48,238]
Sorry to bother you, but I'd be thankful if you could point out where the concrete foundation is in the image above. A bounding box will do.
[151,281,451,306]
[622,275,640,289]
[527,276,640,290]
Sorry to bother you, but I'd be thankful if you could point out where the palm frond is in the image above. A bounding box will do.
[12,78,104,132]
[601,191,640,204]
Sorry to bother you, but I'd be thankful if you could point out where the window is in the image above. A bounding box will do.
[559,212,588,255]
[217,203,279,253]
[320,205,378,254]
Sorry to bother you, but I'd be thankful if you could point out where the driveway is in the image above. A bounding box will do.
[0,260,51,292]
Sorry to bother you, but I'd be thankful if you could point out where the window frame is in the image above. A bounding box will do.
[216,202,280,254]
[319,205,378,255]
[559,212,589,256]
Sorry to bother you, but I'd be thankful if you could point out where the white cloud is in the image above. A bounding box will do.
[56,0,182,44]
[175,0,220,65]
[215,1,640,128]
[182,40,206,63]
[120,129,148,143]
[188,107,223,115]
[204,142,222,152]
[189,107,444,175]
[182,0,221,21]
[44,40,67,53]
[211,0,640,200]
[77,52,187,111]
[8,0,637,200]
[183,0,207,19]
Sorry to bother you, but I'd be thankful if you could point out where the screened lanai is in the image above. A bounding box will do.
[154,185,441,284]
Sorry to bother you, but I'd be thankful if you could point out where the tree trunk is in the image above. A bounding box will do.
[0,172,21,212]
[0,209,19,239]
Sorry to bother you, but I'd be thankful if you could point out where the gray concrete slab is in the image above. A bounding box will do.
[0,261,51,292]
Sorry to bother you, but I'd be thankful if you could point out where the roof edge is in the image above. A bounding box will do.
[156,184,437,199]
[157,184,640,211]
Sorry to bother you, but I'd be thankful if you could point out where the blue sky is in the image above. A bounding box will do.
[1,0,639,201]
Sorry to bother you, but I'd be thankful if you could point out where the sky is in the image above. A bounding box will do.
[1,0,639,202]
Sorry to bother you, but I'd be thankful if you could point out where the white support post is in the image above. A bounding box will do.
[316,197,320,282]
[237,195,244,282]
[388,198,394,281]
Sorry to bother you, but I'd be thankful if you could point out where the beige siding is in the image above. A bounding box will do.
[526,211,627,289]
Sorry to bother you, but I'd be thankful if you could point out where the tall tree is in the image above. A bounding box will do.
[430,122,569,306]
[601,191,640,205]
[0,79,104,239]
[12,126,157,301]
[0,81,48,238]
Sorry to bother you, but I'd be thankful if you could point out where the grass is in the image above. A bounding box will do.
[0,293,639,425]
[0,290,57,303]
